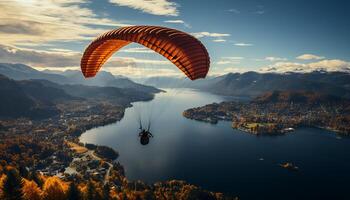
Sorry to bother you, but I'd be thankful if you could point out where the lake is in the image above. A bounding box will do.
[80,89,350,200]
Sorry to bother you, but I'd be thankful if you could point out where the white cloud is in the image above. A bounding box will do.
[164,19,191,28]
[234,43,253,47]
[216,56,244,65]
[105,66,181,78]
[213,39,226,42]
[209,66,246,76]
[109,0,178,16]
[260,59,350,73]
[228,9,240,14]
[109,56,171,65]
[192,32,230,43]
[216,61,233,65]
[0,0,130,47]
[0,44,80,68]
[192,32,231,38]
[296,54,325,60]
[164,20,184,23]
[264,56,287,61]
[35,66,80,72]
[0,44,170,72]
[120,47,154,54]
[49,48,81,54]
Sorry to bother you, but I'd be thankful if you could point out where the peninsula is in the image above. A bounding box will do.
[183,91,350,135]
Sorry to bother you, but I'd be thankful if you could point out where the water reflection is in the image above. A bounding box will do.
[80,89,350,200]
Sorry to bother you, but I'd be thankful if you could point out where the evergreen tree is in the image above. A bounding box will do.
[67,182,81,200]
[1,168,24,200]
[18,164,28,179]
[28,171,43,188]
[102,183,110,200]
[85,181,94,200]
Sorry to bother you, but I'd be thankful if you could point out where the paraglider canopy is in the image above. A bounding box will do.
[80,25,210,80]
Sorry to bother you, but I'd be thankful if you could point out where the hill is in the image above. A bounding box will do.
[0,63,161,93]
[144,71,350,98]
[145,71,350,98]
[253,91,344,105]
[0,74,155,119]
[203,72,350,98]
[35,79,154,106]
[0,63,69,83]
[0,74,67,119]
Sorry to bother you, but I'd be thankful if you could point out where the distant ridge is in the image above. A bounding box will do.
[0,74,155,119]
[143,71,350,99]
[253,90,344,104]
[203,71,350,98]
[0,74,68,119]
[0,63,161,93]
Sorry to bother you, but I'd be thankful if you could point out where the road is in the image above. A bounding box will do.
[87,150,113,184]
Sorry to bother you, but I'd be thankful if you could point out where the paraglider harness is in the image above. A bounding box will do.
[138,120,153,145]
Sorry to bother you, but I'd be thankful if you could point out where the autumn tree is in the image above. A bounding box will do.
[1,167,24,200]
[22,179,42,200]
[42,177,67,200]
[85,180,103,200]
[0,174,5,198]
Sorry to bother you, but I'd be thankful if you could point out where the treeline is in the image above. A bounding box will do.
[0,164,237,200]
[0,134,71,169]
[0,165,111,200]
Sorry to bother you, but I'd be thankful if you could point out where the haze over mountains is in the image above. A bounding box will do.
[1,62,350,108]
[0,63,160,93]
[145,71,350,98]
[0,63,160,119]
[0,74,70,119]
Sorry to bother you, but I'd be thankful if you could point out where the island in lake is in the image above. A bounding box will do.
[183,91,350,135]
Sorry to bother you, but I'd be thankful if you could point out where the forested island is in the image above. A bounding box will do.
[183,91,350,135]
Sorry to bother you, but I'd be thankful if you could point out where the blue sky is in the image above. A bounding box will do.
[0,0,349,77]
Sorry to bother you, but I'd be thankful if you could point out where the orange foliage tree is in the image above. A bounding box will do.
[42,177,68,200]
[22,179,42,200]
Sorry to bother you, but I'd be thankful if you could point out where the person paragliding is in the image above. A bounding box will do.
[80,25,210,145]
[138,120,153,145]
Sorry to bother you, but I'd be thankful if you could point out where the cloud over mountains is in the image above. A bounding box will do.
[260,59,350,73]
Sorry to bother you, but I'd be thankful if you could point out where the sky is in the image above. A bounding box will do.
[0,0,350,78]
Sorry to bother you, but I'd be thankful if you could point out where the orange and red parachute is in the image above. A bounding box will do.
[80,26,210,80]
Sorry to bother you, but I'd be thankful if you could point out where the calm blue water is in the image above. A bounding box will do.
[80,89,350,200]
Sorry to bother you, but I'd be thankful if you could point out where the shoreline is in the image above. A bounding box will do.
[183,112,350,136]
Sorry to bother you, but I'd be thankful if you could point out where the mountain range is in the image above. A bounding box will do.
[2,62,350,108]
[253,90,345,105]
[0,74,70,119]
[144,71,350,98]
[0,73,155,119]
[0,63,160,93]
